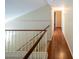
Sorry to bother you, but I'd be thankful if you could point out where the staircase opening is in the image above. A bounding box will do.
[5,25,50,59]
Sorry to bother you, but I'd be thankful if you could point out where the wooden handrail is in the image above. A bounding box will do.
[5,29,46,31]
[5,25,50,31]
[23,25,50,59]
[23,31,46,59]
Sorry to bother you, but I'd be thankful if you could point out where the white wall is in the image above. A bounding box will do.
[6,5,51,29]
[64,0,73,54]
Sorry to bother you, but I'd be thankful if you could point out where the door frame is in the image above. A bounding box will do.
[51,7,64,33]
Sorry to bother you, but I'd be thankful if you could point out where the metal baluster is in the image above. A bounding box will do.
[14,31,16,50]
[44,33,46,52]
[5,31,7,52]
[21,31,22,51]
[11,31,13,51]
[10,31,12,52]
[39,37,41,59]
[32,32,34,59]
[5,31,6,52]
[6,31,8,52]
[9,31,11,51]
[17,31,19,51]
[13,31,14,51]
[35,32,36,59]
[40,31,42,59]
[41,38,42,59]
[15,31,16,51]
[17,31,19,57]
[25,31,27,51]
[9,31,11,52]
[39,41,40,59]
[36,33,38,59]
[10,31,13,52]
[38,43,39,59]
[46,32,48,59]
[18,31,20,51]
[23,31,25,51]
[8,31,10,52]
[44,31,47,59]
[26,41,28,51]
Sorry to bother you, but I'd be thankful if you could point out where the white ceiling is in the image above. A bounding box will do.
[5,0,48,21]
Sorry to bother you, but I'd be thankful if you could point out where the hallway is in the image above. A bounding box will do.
[48,27,72,59]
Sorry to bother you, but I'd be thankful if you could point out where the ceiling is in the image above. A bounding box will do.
[5,0,62,23]
[5,0,48,21]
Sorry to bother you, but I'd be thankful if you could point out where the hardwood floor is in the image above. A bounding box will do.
[48,27,73,59]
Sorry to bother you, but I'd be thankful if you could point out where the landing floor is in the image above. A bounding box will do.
[48,28,72,59]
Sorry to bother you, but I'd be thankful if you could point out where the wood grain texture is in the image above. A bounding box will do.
[48,27,73,59]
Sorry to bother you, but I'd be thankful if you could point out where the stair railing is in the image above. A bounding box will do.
[5,29,46,52]
[23,25,50,59]
[17,30,46,51]
[5,25,50,59]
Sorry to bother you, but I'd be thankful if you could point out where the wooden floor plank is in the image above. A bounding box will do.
[48,27,73,59]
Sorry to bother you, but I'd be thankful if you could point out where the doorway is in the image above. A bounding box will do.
[54,11,62,30]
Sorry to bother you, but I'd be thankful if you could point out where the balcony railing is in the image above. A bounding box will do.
[5,25,51,59]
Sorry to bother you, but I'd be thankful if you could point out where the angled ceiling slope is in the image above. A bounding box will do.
[5,0,48,22]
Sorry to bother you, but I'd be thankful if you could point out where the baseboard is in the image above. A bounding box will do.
[63,33,73,56]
